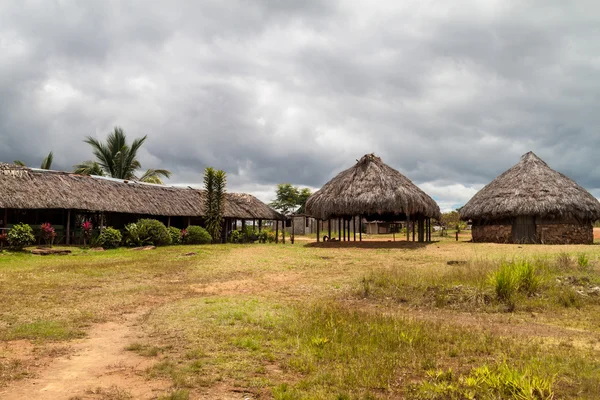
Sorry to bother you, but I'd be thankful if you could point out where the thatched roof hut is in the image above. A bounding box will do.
[305,154,440,242]
[0,163,282,221]
[460,152,600,244]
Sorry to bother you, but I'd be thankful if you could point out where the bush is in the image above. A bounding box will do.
[97,227,122,249]
[124,223,141,247]
[489,260,542,310]
[7,223,35,250]
[168,226,182,245]
[126,219,171,247]
[229,230,243,244]
[184,226,212,244]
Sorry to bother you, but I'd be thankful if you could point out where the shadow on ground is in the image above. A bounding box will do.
[303,241,433,249]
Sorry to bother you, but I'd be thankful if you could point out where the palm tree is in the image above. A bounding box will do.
[14,151,54,169]
[73,127,171,183]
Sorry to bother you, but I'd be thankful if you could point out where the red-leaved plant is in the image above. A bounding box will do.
[40,222,57,246]
[0,233,7,250]
[180,228,188,244]
[82,220,93,246]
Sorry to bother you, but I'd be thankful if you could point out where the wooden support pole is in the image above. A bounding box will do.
[359,215,362,241]
[406,214,410,241]
[282,220,286,244]
[338,218,341,241]
[242,219,246,230]
[66,209,71,245]
[347,219,351,241]
[187,217,191,227]
[328,219,332,240]
[291,217,294,244]
[412,218,415,242]
[353,216,356,241]
[3,208,7,228]
[316,219,320,243]
[275,220,279,243]
[258,219,263,232]
[167,216,171,228]
[342,218,346,241]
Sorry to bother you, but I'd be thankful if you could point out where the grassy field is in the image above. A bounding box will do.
[1,233,600,399]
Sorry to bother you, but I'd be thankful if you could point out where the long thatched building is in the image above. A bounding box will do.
[460,152,600,244]
[305,154,440,242]
[0,163,284,244]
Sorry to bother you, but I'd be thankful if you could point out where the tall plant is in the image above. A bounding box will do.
[204,167,226,243]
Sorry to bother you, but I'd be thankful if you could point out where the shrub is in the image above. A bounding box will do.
[129,219,171,246]
[490,260,542,310]
[124,223,141,247]
[229,230,243,244]
[168,226,182,245]
[97,227,122,249]
[7,223,35,250]
[81,221,93,245]
[184,226,212,245]
[491,263,518,304]
[40,222,57,246]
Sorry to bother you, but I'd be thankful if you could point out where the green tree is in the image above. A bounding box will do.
[14,151,54,169]
[270,184,312,215]
[73,127,171,183]
[204,167,226,243]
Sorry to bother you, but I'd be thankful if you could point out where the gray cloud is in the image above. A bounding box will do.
[2,0,600,210]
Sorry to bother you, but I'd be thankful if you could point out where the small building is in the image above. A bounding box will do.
[460,152,600,244]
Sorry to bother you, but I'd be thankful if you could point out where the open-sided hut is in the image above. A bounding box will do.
[305,154,441,242]
[0,163,284,244]
[460,152,600,244]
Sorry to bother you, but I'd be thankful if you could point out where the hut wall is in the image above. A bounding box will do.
[472,220,593,244]
[537,223,593,244]
[472,224,512,243]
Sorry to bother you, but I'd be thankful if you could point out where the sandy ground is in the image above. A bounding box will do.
[0,312,169,400]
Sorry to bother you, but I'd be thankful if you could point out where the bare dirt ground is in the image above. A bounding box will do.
[0,312,169,400]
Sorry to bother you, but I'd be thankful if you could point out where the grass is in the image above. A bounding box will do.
[1,240,600,398]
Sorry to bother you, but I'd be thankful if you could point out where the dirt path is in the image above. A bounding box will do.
[0,312,169,400]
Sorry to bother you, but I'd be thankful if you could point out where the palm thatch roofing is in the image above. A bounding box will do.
[460,152,600,221]
[0,163,282,220]
[305,154,441,220]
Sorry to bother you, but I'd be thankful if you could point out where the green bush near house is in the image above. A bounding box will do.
[97,227,122,249]
[7,223,35,250]
[126,219,171,247]
[167,226,182,245]
[184,226,212,245]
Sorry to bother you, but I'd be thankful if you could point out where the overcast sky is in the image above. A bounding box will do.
[2,1,600,211]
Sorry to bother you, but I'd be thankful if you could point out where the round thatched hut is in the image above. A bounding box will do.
[305,154,441,242]
[460,152,600,244]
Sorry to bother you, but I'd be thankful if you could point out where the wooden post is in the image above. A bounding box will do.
[406,214,410,241]
[456,231,459,241]
[347,219,351,241]
[242,220,246,230]
[282,219,286,244]
[353,217,356,241]
[338,218,341,241]
[328,219,332,241]
[3,208,7,228]
[359,215,362,241]
[187,217,191,227]
[167,216,171,228]
[258,219,263,232]
[317,219,320,243]
[412,218,415,242]
[342,218,346,241]
[291,217,295,244]
[66,209,71,245]
[275,220,279,243]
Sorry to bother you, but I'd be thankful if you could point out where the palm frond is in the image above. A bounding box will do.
[40,151,53,170]
[13,160,26,167]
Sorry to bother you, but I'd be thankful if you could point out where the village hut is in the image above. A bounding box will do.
[0,163,284,244]
[460,152,600,244]
[305,154,441,242]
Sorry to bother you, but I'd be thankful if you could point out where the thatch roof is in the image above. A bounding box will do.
[0,163,282,220]
[305,154,441,220]
[460,152,600,221]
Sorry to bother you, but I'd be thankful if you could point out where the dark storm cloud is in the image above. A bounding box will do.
[1,0,600,209]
